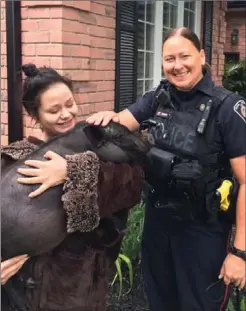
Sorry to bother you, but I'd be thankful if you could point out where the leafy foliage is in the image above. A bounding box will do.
[120,201,145,263]
[223,60,246,98]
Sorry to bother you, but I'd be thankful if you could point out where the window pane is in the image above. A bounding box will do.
[145,80,154,92]
[137,52,144,79]
[170,5,177,28]
[138,2,145,21]
[190,1,195,11]
[184,10,189,28]
[162,28,169,41]
[189,12,195,30]
[163,2,170,27]
[146,24,155,51]
[146,2,155,23]
[184,1,190,10]
[138,22,145,50]
[137,80,144,98]
[145,52,154,78]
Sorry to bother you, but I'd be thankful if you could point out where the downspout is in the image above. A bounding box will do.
[6,0,23,143]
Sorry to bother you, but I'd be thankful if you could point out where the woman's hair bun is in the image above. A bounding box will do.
[22,63,39,78]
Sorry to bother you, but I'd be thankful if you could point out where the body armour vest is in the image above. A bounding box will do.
[142,80,237,223]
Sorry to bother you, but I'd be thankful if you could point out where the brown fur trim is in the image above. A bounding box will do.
[62,151,101,233]
[1,139,37,160]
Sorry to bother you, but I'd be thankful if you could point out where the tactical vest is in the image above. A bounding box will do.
[142,80,237,223]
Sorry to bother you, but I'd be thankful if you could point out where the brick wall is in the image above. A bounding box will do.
[1,0,116,145]
[225,9,246,60]
[1,0,8,146]
[210,1,227,86]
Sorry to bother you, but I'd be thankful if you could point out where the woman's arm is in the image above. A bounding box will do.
[17,151,144,233]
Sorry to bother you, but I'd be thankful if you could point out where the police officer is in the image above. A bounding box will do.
[87,27,246,311]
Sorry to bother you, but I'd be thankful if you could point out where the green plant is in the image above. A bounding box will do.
[111,201,145,297]
[111,253,133,298]
[120,201,145,263]
[223,60,246,98]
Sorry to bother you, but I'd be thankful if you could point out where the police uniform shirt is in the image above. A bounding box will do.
[128,72,246,159]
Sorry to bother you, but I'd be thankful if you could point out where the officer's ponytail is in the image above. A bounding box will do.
[202,63,211,73]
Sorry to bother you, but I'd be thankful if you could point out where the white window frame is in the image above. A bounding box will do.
[153,1,202,86]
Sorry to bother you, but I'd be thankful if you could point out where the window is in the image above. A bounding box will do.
[137,2,155,98]
[137,0,202,97]
[224,52,240,63]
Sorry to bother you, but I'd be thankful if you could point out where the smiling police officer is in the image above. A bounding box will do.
[87,27,246,311]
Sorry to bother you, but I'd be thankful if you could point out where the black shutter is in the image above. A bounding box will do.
[202,2,213,65]
[115,1,138,112]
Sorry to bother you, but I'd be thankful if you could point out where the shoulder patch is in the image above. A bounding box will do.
[233,100,246,123]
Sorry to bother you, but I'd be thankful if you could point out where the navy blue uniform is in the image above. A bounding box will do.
[128,72,246,311]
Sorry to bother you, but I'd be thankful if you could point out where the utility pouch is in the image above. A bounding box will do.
[146,147,180,180]
[171,160,204,182]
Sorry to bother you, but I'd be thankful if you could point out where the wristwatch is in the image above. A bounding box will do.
[230,245,246,261]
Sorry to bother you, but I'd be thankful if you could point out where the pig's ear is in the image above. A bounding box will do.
[83,125,106,148]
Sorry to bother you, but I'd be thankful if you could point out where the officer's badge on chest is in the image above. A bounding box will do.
[234,100,246,123]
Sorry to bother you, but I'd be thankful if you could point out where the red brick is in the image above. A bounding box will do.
[28,8,50,19]
[91,37,115,49]
[1,112,8,123]
[22,31,50,43]
[96,15,115,29]
[38,19,62,31]
[64,45,90,58]
[50,57,90,70]
[92,81,114,91]
[36,44,61,56]
[1,7,5,20]
[1,67,7,78]
[77,11,97,25]
[78,104,94,116]
[22,44,36,56]
[62,20,89,34]
[90,2,107,16]
[21,20,40,31]
[21,7,28,19]
[50,7,63,19]
[22,56,51,67]
[1,135,8,146]
[63,1,91,12]
[93,1,116,8]
[63,70,90,81]
[22,1,62,7]
[76,93,89,104]
[94,101,114,112]
[90,60,115,71]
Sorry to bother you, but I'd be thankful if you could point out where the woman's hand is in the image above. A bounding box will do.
[17,151,67,198]
[86,111,119,126]
[1,255,29,285]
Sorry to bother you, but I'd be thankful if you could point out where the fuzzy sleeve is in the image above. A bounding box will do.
[97,161,145,218]
[61,151,144,233]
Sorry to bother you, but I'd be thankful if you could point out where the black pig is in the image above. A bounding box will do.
[1,121,149,260]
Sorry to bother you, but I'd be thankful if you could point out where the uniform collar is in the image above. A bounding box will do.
[193,70,214,96]
[168,70,214,97]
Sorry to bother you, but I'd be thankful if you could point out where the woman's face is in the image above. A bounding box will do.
[162,36,205,91]
[37,82,78,138]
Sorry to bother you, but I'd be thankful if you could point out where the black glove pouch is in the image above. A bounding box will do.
[146,147,180,181]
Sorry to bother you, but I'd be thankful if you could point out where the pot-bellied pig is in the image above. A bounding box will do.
[1,121,150,261]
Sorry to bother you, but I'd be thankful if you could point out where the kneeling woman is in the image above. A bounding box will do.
[1,64,145,311]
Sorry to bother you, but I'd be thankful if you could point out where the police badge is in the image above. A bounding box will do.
[233,100,246,123]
